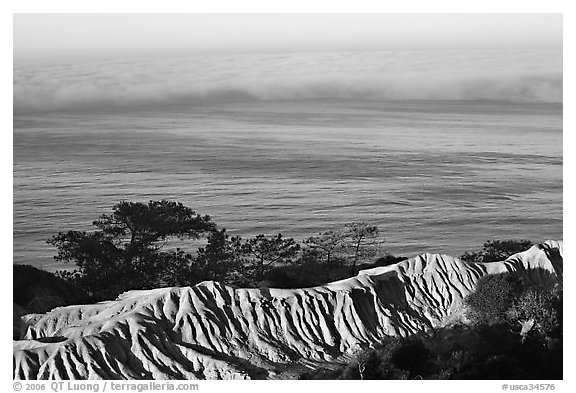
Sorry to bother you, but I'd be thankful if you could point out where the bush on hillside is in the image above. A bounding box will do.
[506,286,562,339]
[300,322,562,380]
[373,254,408,267]
[460,239,533,262]
[263,252,407,289]
[464,273,524,324]
[13,264,92,312]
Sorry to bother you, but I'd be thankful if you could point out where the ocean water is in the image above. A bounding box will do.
[13,99,562,271]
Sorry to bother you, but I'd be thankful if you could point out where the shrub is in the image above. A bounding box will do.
[374,254,408,267]
[506,286,562,339]
[390,338,431,376]
[464,273,524,324]
[13,264,91,311]
[460,240,533,262]
[465,269,562,342]
[301,323,562,380]
[336,338,410,380]
[300,336,431,380]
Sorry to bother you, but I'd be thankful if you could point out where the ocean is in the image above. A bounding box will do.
[13,50,563,271]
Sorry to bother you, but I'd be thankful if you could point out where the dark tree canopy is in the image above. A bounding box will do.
[48,202,399,295]
[460,240,533,263]
[304,230,346,265]
[194,229,246,285]
[13,264,90,313]
[93,200,215,247]
[343,221,380,273]
[48,200,215,298]
[241,234,300,282]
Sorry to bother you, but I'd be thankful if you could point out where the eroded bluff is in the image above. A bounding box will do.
[13,240,562,380]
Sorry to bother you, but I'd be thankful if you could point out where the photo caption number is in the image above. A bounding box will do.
[531,384,556,390]
[25,385,45,391]
[507,384,557,391]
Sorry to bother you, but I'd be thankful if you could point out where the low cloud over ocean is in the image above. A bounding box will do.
[14,49,562,113]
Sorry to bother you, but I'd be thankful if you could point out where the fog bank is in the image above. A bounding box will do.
[14,49,562,113]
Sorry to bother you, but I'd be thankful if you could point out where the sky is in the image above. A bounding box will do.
[13,14,562,63]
